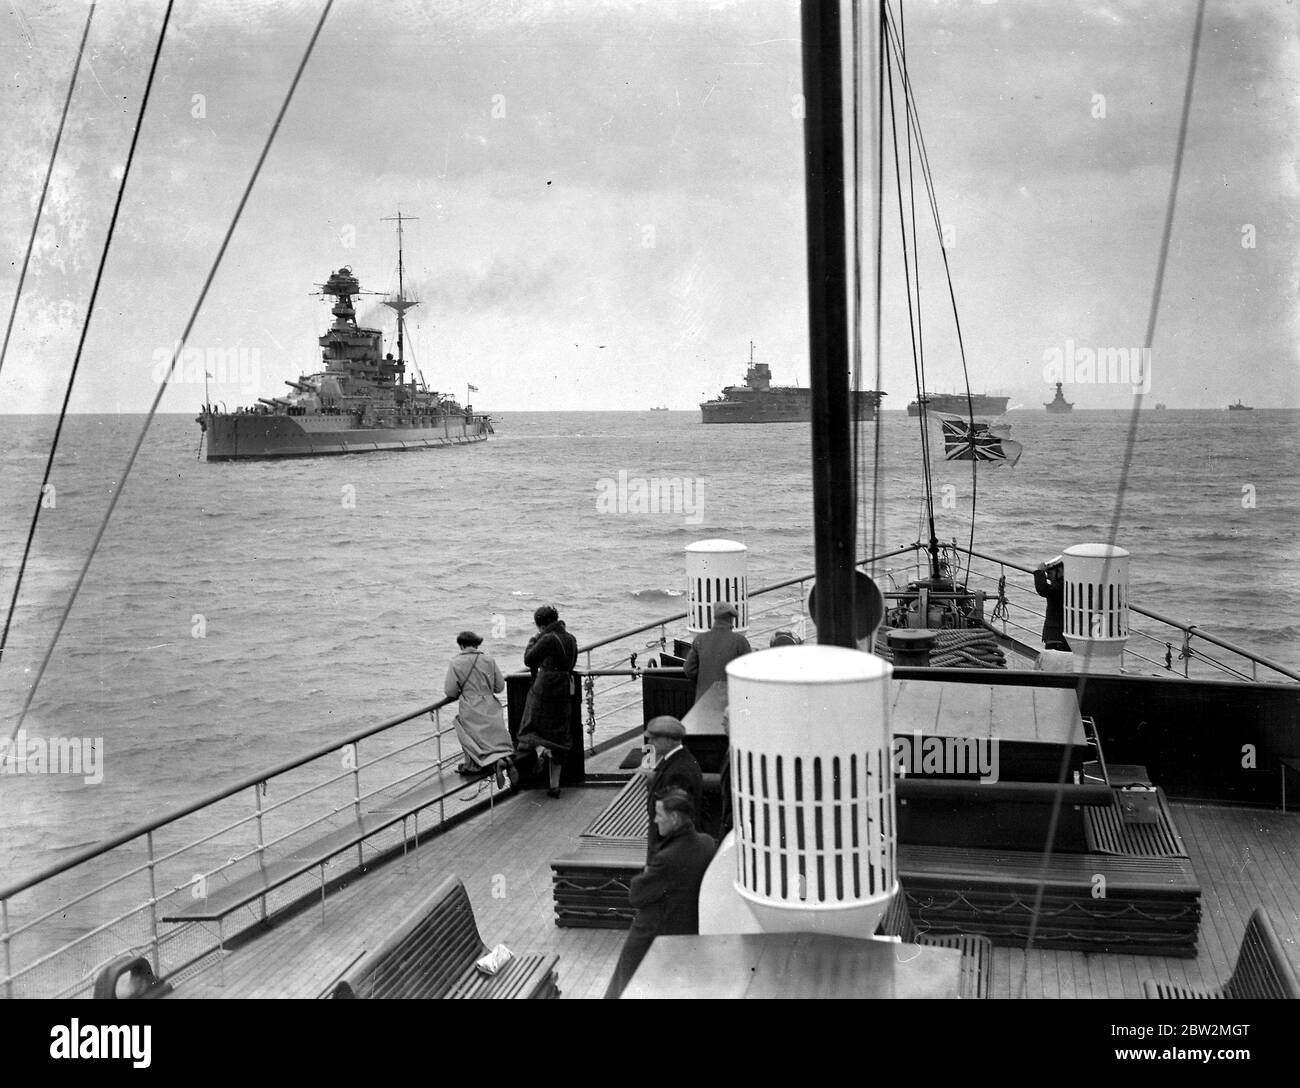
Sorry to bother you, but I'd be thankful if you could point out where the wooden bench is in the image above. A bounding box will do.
[896,779,1113,853]
[898,843,1202,956]
[330,876,559,999]
[1143,907,1300,999]
[876,887,992,1000]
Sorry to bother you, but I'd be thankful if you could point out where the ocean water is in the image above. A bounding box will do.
[1,408,1298,881]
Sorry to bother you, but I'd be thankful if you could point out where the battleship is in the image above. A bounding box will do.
[196,214,491,460]
[1044,381,1074,413]
[906,392,1009,416]
[700,342,883,423]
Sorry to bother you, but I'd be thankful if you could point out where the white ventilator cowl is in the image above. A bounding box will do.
[685,539,749,634]
[1063,543,1130,673]
[723,645,896,937]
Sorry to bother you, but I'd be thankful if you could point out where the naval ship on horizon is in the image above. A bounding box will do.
[196,213,491,460]
[700,342,883,423]
[906,391,1009,416]
[1045,381,1074,413]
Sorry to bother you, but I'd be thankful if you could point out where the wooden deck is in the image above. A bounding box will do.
[171,785,628,1000]
[168,780,1300,999]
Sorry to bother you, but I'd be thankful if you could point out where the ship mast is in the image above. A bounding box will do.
[381,210,426,390]
[803,0,862,648]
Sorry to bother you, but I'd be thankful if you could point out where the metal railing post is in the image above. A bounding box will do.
[145,831,161,976]
[2,899,12,1000]
[434,710,445,827]
[254,782,268,921]
[352,740,365,870]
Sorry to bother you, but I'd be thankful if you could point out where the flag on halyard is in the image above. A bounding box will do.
[937,414,1023,467]
[467,384,479,393]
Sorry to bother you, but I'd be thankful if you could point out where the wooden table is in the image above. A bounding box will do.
[889,679,1084,746]
[621,933,962,999]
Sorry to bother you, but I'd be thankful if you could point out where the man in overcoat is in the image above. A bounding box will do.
[603,789,717,999]
[683,601,751,706]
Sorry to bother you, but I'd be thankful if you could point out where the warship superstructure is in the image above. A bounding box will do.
[197,215,490,460]
[1044,381,1074,413]
[700,342,883,423]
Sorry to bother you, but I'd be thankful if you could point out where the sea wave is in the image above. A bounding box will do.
[1,409,1298,872]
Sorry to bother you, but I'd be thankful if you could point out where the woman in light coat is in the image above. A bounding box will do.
[444,631,515,783]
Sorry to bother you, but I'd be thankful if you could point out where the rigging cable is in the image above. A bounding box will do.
[851,0,886,576]
[883,17,936,565]
[0,5,97,384]
[882,5,979,588]
[1014,0,1209,999]
[869,0,886,578]
[0,2,171,674]
[850,0,862,568]
[4,1,336,747]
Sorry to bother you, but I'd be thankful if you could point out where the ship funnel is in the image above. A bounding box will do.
[1063,543,1130,672]
[698,646,897,938]
[685,539,748,634]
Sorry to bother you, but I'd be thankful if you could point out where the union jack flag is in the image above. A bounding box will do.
[937,414,1023,467]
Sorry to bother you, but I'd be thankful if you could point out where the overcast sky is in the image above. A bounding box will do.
[1,0,1295,413]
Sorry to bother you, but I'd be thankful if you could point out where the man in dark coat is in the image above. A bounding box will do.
[683,601,751,706]
[603,789,717,999]
[641,715,703,860]
[1033,558,1070,651]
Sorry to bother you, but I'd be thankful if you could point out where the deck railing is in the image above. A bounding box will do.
[955,546,1300,685]
[3,541,1294,998]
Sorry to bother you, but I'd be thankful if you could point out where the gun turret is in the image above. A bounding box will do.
[258,397,292,409]
[285,380,314,393]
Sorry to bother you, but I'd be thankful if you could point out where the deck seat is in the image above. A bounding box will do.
[876,887,992,999]
[898,842,1202,956]
[331,875,558,999]
[1143,907,1300,999]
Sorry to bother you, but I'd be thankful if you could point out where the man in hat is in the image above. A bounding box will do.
[640,715,703,860]
[1033,558,1070,652]
[683,601,751,707]
[603,788,717,999]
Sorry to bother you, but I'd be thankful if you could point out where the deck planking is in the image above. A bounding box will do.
[167,780,1299,999]
[986,801,1300,998]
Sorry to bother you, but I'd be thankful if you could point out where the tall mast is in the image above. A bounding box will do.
[803,0,869,648]
[380,211,419,368]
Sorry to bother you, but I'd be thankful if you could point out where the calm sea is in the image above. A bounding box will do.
[1,408,1298,880]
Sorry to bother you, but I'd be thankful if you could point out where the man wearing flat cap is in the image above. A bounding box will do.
[683,600,751,707]
[641,715,703,860]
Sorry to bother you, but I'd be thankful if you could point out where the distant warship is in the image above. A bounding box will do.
[197,213,491,460]
[1227,400,1253,411]
[700,342,883,423]
[906,392,1009,416]
[1044,381,1073,413]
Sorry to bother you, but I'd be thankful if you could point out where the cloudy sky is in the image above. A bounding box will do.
[1,0,1295,413]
